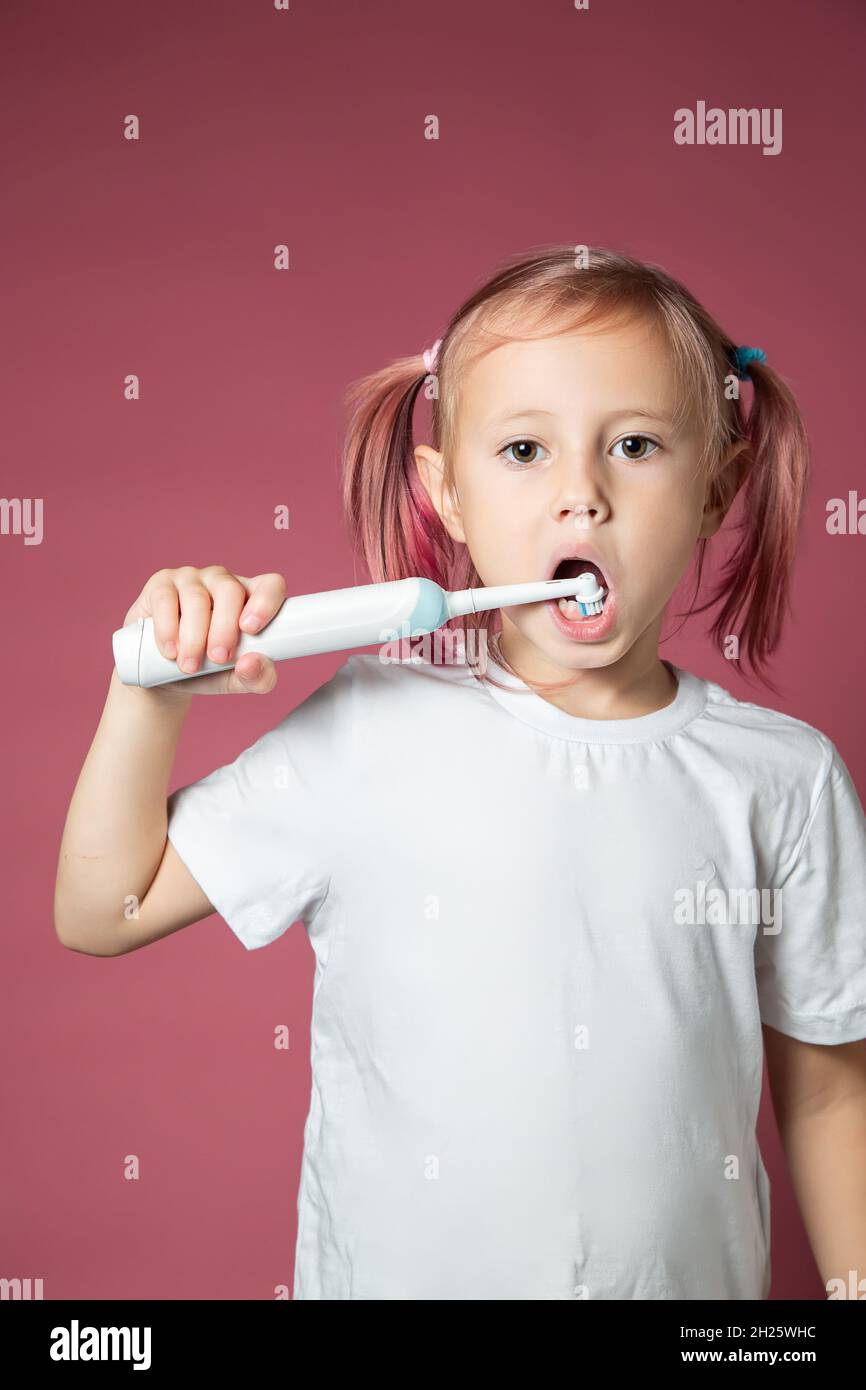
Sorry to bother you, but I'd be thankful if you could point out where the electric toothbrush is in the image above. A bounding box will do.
[111,573,608,688]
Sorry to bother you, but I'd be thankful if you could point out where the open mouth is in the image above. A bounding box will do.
[550,556,611,620]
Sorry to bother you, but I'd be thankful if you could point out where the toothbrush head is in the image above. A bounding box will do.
[574,571,604,600]
[571,570,606,615]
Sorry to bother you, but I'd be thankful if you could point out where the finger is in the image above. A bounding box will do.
[156,650,278,696]
[174,570,214,674]
[147,573,181,659]
[238,573,288,634]
[198,568,248,665]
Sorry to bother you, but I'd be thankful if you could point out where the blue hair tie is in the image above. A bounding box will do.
[731,344,767,380]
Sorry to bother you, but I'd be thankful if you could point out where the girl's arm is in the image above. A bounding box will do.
[54,566,285,957]
[54,672,207,956]
[763,1023,866,1293]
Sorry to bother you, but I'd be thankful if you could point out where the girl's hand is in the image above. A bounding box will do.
[121,566,286,697]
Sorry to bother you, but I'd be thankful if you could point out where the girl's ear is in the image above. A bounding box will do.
[414,445,467,544]
[698,440,750,539]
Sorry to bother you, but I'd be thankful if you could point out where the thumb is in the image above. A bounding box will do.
[223,652,279,695]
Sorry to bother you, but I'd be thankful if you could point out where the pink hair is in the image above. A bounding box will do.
[340,244,810,695]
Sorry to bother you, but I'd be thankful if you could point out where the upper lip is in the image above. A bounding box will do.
[546,541,613,589]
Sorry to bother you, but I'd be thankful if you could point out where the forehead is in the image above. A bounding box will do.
[460,318,676,428]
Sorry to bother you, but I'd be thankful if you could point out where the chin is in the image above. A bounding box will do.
[510,617,622,671]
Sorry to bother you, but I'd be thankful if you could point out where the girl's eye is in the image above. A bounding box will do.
[499,439,550,468]
[610,435,660,462]
[498,435,661,467]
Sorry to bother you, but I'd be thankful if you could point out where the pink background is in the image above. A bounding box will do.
[2,0,863,1300]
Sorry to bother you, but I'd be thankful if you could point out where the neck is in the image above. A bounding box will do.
[496,619,677,721]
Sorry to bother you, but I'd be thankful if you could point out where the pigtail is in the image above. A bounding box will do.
[341,354,454,585]
[688,357,811,694]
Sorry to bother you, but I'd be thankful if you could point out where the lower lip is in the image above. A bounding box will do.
[546,587,617,642]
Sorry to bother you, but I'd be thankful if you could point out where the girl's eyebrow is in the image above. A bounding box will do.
[490,406,676,427]
[614,407,676,426]
[491,409,557,425]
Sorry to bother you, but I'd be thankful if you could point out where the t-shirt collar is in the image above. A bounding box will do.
[474,654,708,744]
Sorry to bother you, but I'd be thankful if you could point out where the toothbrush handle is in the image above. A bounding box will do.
[111,574,585,687]
[113,578,434,687]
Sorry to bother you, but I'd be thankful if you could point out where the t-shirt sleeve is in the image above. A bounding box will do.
[756,740,866,1044]
[165,658,355,950]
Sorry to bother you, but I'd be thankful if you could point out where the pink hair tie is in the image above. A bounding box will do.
[422,338,442,375]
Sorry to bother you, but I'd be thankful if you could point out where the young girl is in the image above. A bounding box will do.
[55,245,866,1301]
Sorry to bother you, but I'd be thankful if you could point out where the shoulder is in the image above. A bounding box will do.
[688,666,839,803]
[344,651,482,697]
[337,651,487,739]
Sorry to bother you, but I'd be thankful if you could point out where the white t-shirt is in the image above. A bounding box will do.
[166,651,866,1300]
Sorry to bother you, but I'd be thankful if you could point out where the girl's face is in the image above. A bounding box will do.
[415,317,742,683]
